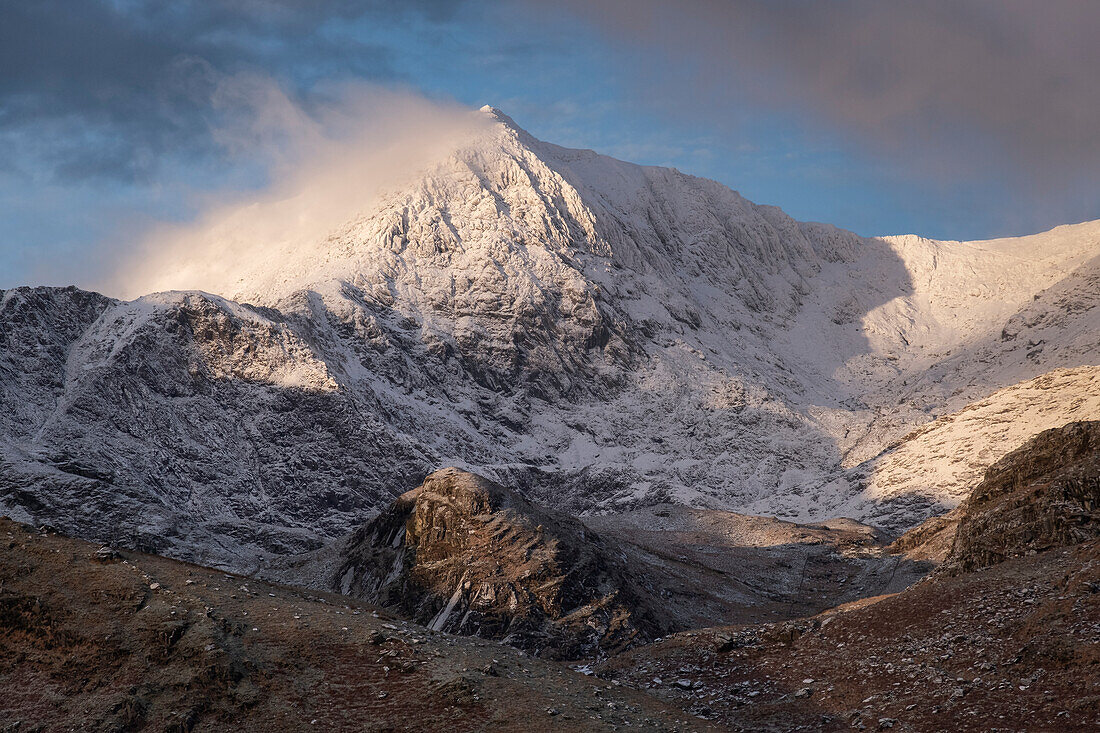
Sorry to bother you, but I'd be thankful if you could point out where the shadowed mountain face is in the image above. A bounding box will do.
[0,289,428,562]
[2,108,1100,573]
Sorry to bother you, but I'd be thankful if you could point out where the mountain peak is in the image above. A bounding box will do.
[478,104,525,133]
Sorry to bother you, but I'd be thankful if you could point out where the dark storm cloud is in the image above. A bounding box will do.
[0,0,459,182]
[550,0,1100,186]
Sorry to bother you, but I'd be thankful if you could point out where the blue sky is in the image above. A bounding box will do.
[2,0,1098,290]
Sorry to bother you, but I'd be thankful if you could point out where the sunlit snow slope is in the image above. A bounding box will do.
[2,107,1099,568]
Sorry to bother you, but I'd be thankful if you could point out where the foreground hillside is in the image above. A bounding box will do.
[0,518,706,732]
[601,538,1100,731]
[4,423,1099,731]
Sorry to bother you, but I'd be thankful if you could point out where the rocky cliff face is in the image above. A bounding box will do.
[945,421,1100,573]
[332,468,671,659]
[0,289,429,561]
[889,420,1100,570]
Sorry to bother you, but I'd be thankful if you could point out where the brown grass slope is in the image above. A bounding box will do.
[0,517,719,732]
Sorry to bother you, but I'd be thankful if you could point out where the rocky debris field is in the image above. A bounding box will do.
[0,517,715,732]
[599,540,1100,731]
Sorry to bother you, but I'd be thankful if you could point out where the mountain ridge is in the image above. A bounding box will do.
[2,107,1100,569]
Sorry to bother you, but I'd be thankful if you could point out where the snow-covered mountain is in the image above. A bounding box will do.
[2,106,1099,569]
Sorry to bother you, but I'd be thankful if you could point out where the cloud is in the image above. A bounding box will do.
[105,81,488,300]
[0,0,461,182]
[545,0,1100,188]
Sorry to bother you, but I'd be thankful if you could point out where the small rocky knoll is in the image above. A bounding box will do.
[329,468,928,660]
[331,468,674,660]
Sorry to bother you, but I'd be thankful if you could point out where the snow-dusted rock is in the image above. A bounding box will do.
[3,107,1100,569]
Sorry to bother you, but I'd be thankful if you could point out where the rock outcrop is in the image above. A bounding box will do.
[895,420,1100,570]
[944,421,1100,573]
[332,468,674,659]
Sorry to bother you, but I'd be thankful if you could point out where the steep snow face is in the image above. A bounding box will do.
[199,108,868,403]
[3,108,1100,568]
[225,109,893,517]
[802,366,1100,526]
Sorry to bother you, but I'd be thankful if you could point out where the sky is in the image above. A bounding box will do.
[2,0,1099,292]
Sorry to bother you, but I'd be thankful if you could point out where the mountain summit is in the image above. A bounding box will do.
[2,110,1100,569]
